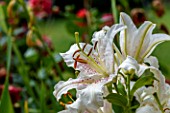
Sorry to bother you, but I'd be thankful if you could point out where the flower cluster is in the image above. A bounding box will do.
[53,12,170,113]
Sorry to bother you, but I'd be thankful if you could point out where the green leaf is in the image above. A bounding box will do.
[0,5,8,33]
[0,82,14,113]
[0,30,14,113]
[105,82,113,93]
[112,104,124,113]
[104,93,127,108]
[117,81,127,96]
[130,75,155,96]
[119,0,129,9]
[40,82,47,113]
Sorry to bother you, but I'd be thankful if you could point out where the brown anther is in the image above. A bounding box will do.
[75,58,87,64]
[63,94,67,97]
[87,48,93,56]
[73,55,80,68]
[67,101,73,104]
[164,108,170,112]
[59,101,65,107]
[82,43,87,51]
[72,50,81,58]
[73,55,87,64]
[94,41,98,50]
[73,56,87,68]
[74,60,78,69]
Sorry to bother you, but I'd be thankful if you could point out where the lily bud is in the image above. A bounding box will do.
[119,56,139,75]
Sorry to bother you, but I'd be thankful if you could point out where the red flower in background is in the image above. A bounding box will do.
[0,85,22,104]
[76,8,87,18]
[28,0,52,18]
[0,67,22,104]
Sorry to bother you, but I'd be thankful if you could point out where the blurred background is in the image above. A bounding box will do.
[0,0,170,113]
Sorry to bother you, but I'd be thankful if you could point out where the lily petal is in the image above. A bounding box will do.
[53,77,95,101]
[119,12,170,63]
[92,26,110,45]
[144,56,159,68]
[119,12,137,57]
[150,67,166,99]
[142,34,170,59]
[105,24,127,43]
[136,104,161,113]
[60,83,105,113]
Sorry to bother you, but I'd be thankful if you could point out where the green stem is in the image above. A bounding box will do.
[35,28,64,80]
[6,27,13,82]
[127,75,131,113]
[12,42,39,105]
[111,0,118,23]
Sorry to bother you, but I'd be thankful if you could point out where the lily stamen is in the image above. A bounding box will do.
[82,43,87,51]
[87,48,93,56]
[93,41,98,50]
[72,50,81,58]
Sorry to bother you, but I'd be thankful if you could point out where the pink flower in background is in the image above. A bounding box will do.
[28,0,52,18]
[100,13,114,27]
[76,8,87,18]
[101,13,114,23]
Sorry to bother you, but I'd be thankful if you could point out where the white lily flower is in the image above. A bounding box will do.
[135,67,170,113]
[58,82,104,113]
[53,24,126,113]
[119,12,170,63]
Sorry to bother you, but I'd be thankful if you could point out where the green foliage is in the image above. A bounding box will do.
[0,31,14,113]
[117,80,127,96]
[0,82,14,113]
[104,93,127,109]
[130,73,156,97]
[0,5,8,33]
[112,104,124,113]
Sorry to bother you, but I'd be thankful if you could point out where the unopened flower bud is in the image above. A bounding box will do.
[122,68,135,75]
[119,56,139,75]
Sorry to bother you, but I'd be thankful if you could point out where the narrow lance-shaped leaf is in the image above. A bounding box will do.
[130,75,156,97]
[0,5,8,33]
[0,34,14,113]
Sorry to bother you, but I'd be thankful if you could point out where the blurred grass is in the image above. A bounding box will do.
[37,19,75,53]
[150,5,170,78]
[148,5,170,30]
